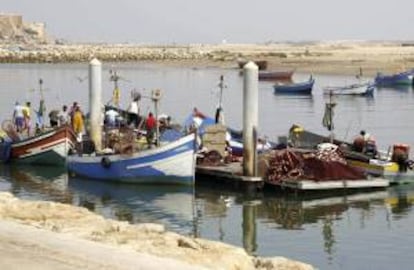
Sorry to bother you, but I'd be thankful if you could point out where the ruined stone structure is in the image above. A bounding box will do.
[0,13,48,44]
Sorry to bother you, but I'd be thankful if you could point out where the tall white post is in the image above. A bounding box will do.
[89,58,102,152]
[242,61,259,177]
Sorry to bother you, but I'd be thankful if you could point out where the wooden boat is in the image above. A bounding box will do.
[273,77,315,95]
[375,70,413,86]
[288,125,414,184]
[67,133,196,185]
[258,70,294,81]
[0,125,77,166]
[238,60,268,70]
[323,82,375,96]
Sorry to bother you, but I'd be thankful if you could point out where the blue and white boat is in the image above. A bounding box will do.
[374,70,413,86]
[323,82,375,96]
[67,133,196,185]
[273,77,315,95]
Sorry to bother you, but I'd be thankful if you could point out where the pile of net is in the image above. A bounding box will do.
[265,143,366,185]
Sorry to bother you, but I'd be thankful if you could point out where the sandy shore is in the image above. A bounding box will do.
[0,192,314,270]
[1,41,414,76]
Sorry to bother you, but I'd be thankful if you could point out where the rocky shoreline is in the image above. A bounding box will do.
[0,192,314,270]
[1,42,414,76]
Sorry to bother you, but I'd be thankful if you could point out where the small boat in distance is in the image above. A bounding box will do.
[259,69,294,81]
[273,76,315,95]
[323,82,375,96]
[374,70,413,86]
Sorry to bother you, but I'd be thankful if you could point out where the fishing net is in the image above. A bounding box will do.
[266,147,365,185]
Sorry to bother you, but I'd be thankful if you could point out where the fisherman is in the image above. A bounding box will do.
[13,101,25,133]
[72,105,84,140]
[22,101,32,136]
[105,108,119,128]
[69,101,78,123]
[145,112,156,146]
[354,130,377,157]
[48,109,60,127]
[127,97,140,128]
[35,99,46,130]
[58,105,70,126]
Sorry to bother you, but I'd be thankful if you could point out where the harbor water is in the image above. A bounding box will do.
[0,63,414,269]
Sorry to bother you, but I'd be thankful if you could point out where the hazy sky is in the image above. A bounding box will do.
[3,0,413,44]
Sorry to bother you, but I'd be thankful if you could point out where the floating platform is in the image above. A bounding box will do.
[276,178,389,191]
[196,162,389,192]
[196,163,263,183]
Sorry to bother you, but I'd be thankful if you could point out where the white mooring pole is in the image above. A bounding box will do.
[89,58,102,152]
[242,61,259,177]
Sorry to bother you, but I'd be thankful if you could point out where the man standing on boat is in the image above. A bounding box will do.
[127,95,140,128]
[72,105,84,141]
[58,105,70,126]
[22,101,32,136]
[12,101,25,133]
[145,112,156,146]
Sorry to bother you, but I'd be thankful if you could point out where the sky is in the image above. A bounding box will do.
[2,0,414,44]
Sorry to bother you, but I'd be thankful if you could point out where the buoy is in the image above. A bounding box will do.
[101,156,111,168]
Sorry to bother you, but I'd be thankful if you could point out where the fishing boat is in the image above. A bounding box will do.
[288,125,414,184]
[258,70,294,81]
[323,82,375,96]
[68,84,197,185]
[0,124,77,165]
[67,133,196,185]
[374,70,414,86]
[273,77,314,95]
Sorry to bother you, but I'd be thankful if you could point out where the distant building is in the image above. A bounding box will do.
[0,13,48,44]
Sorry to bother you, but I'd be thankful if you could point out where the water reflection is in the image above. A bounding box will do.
[1,163,414,269]
[0,165,197,235]
[0,164,71,203]
[68,178,197,235]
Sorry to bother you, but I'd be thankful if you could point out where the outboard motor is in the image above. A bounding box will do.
[392,144,410,172]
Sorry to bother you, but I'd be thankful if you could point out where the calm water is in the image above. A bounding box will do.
[1,63,414,269]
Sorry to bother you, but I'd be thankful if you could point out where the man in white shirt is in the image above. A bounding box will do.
[13,102,25,132]
[105,109,119,127]
[127,99,139,128]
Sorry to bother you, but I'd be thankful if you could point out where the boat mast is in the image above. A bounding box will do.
[329,91,334,143]
[151,89,162,147]
[110,70,120,108]
[215,75,226,124]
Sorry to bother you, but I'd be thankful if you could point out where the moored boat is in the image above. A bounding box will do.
[288,125,414,184]
[375,70,413,86]
[273,77,315,95]
[67,133,196,185]
[0,125,77,166]
[259,70,294,81]
[323,82,375,96]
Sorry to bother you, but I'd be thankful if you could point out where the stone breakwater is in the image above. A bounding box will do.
[0,192,314,270]
[1,42,414,76]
